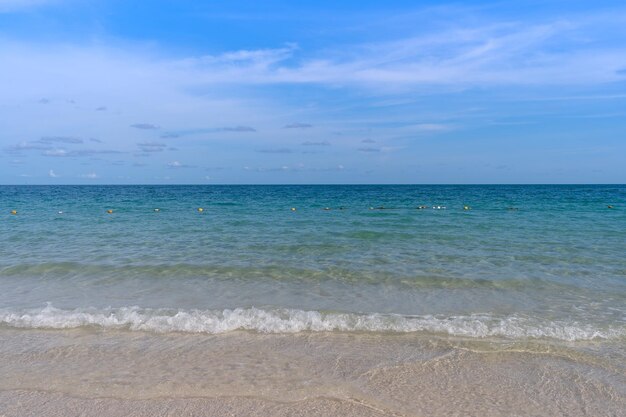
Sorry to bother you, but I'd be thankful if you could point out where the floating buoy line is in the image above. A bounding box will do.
[5,204,617,216]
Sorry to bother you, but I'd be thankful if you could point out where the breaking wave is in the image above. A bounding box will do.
[1,304,624,341]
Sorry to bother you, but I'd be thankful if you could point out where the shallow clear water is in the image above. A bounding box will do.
[1,185,625,341]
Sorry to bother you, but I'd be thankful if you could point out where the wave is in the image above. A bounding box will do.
[0,262,587,291]
[1,304,624,341]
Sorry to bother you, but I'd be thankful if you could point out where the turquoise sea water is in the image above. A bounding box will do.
[1,185,625,341]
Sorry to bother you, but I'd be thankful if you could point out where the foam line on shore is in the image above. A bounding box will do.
[1,304,624,341]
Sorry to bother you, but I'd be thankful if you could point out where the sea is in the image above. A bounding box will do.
[1,184,625,415]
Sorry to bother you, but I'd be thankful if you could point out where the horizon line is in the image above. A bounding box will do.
[1,183,624,186]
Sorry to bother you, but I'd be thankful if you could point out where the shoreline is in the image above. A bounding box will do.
[1,329,624,416]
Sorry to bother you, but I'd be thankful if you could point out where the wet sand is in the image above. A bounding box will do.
[0,329,624,416]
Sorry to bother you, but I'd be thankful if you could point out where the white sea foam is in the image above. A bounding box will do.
[0,304,624,341]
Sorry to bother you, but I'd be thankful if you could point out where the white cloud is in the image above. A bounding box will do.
[137,141,167,152]
[81,172,98,179]
[165,18,626,87]
[43,149,69,157]
[285,123,313,129]
[2,13,624,112]
[48,169,58,177]
[187,46,296,68]
[167,160,195,168]
[0,39,283,159]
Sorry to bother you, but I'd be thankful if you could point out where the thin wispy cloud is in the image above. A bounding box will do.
[4,137,85,154]
[130,123,160,130]
[2,11,625,105]
[413,124,450,132]
[38,136,84,144]
[159,126,256,137]
[256,148,292,153]
[221,126,256,132]
[2,14,624,99]
[301,141,331,146]
[182,46,296,70]
[4,141,51,153]
[243,163,346,172]
[163,17,626,88]
[167,160,195,168]
[243,165,291,172]
[137,141,167,152]
[43,149,69,157]
[285,123,313,129]
[42,149,124,157]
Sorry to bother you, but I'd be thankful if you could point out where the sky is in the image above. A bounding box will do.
[1,0,625,184]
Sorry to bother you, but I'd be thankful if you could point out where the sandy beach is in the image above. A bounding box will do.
[1,328,624,416]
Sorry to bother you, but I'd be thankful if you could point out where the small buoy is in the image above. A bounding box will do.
[607,205,614,209]
[154,208,160,212]
[58,211,63,214]
[106,209,113,214]
[463,205,471,210]
[417,205,427,210]
[290,207,296,211]
[197,208,204,212]
[323,207,331,211]
[10,210,17,215]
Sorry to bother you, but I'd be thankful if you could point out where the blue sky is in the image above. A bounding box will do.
[1,0,625,184]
